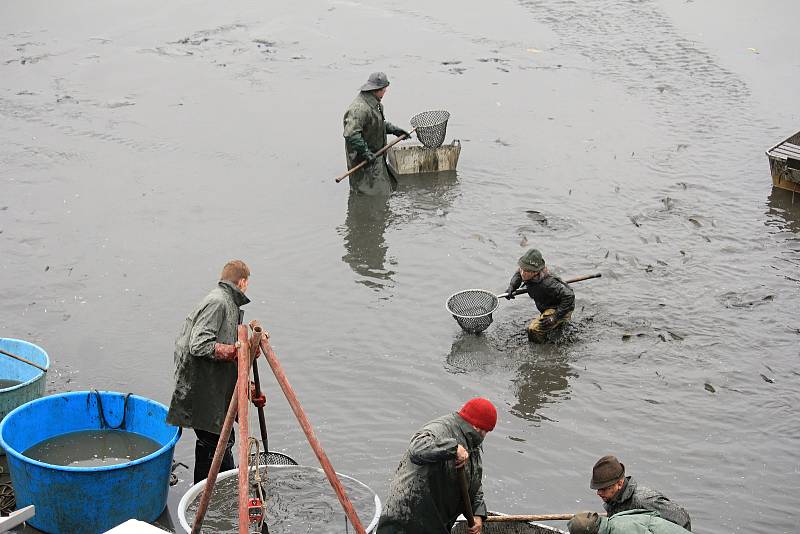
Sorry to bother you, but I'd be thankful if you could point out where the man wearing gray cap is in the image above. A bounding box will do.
[567,510,692,534]
[343,72,410,195]
[504,248,575,342]
[590,455,692,531]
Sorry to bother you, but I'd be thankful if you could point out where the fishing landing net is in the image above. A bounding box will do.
[252,450,298,466]
[446,289,499,334]
[411,110,450,149]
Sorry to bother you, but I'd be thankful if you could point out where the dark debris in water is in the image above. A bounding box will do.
[704,382,716,393]
[760,373,775,384]
[525,210,548,225]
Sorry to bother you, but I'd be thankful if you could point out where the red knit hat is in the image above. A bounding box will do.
[458,397,497,431]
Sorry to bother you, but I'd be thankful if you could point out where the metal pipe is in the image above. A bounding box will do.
[236,325,251,534]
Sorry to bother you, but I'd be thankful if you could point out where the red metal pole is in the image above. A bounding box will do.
[258,335,367,534]
[236,325,250,534]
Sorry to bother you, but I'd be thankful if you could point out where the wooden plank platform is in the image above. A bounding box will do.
[766,130,800,192]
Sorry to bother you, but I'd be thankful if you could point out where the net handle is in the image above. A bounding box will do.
[335,127,417,183]
[495,273,602,298]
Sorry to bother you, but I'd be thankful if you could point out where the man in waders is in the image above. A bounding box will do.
[166,260,266,484]
[567,510,692,534]
[343,72,410,195]
[377,397,496,534]
[590,455,692,531]
[504,248,575,342]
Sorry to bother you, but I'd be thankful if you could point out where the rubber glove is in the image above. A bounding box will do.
[213,343,237,361]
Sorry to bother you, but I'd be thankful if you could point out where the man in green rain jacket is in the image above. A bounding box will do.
[167,260,264,483]
[568,510,692,534]
[377,398,497,534]
[343,72,410,195]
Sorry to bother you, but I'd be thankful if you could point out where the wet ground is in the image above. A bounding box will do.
[1,0,798,532]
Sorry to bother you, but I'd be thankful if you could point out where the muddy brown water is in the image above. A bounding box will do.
[186,465,378,533]
[0,379,23,389]
[0,1,798,533]
[23,429,161,468]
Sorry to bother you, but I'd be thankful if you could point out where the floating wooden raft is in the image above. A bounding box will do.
[766,130,800,192]
[388,140,461,175]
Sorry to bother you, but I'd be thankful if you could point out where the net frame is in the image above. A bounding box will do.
[446,289,499,334]
[411,110,451,148]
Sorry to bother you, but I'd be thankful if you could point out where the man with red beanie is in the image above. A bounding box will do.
[377,397,497,534]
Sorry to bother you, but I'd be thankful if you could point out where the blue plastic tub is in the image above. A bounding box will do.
[0,338,49,424]
[0,391,181,533]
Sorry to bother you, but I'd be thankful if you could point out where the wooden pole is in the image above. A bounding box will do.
[236,325,251,534]
[457,466,475,528]
[191,383,240,534]
[481,513,606,523]
[334,128,416,183]
[0,348,47,372]
[257,334,367,534]
[499,272,602,298]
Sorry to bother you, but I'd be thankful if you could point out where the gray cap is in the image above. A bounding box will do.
[360,72,390,92]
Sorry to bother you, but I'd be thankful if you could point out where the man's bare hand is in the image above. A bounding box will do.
[455,444,469,468]
[467,515,482,534]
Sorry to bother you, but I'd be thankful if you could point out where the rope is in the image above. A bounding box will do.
[247,437,268,532]
[91,390,131,430]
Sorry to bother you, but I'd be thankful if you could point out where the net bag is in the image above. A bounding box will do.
[446,289,499,334]
[251,450,299,466]
[411,110,450,148]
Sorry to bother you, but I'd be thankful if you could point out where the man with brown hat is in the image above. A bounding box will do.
[590,455,691,531]
[343,72,410,195]
[377,397,497,534]
[504,248,575,342]
[567,510,692,534]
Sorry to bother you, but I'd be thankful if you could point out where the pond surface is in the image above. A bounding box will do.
[1,1,798,532]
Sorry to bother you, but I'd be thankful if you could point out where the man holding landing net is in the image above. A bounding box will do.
[343,72,410,195]
[505,248,575,342]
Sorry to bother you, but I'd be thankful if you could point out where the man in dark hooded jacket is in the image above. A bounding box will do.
[166,259,265,483]
[590,456,692,531]
[377,398,497,534]
[343,71,410,195]
[505,248,575,342]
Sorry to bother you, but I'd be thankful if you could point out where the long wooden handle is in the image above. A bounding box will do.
[258,335,367,534]
[485,512,606,522]
[497,272,602,298]
[335,128,417,183]
[0,348,47,372]
[457,466,475,528]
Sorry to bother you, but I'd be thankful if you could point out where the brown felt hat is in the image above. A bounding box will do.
[590,455,625,490]
[568,512,601,534]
